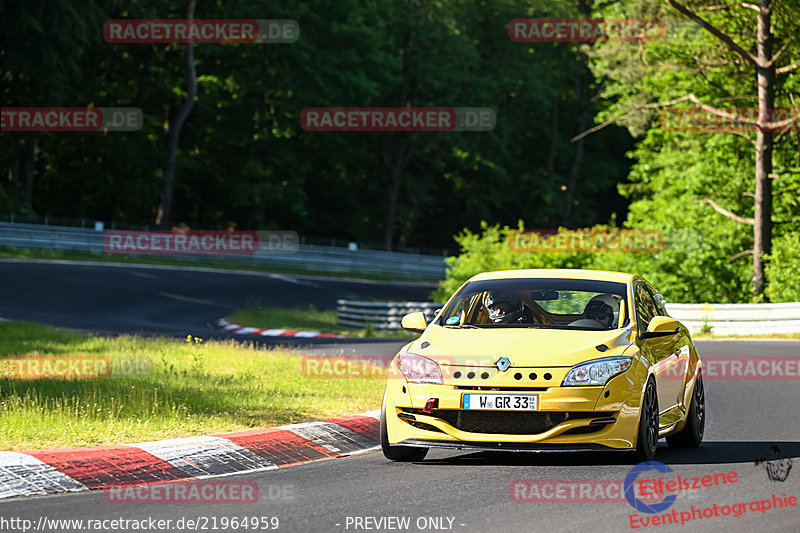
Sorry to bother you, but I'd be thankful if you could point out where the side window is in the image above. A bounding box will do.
[634,282,658,331]
[651,290,669,317]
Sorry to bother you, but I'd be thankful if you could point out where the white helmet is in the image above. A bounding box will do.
[584,294,619,328]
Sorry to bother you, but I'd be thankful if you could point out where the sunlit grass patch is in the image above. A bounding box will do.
[0,322,384,450]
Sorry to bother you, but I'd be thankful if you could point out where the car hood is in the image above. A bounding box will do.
[405,324,636,367]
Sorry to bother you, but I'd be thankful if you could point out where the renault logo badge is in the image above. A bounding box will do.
[495,357,511,372]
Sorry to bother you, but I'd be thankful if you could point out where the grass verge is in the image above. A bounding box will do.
[227,305,416,339]
[0,322,385,451]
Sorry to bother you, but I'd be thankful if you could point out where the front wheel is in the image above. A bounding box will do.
[634,378,659,461]
[666,374,705,448]
[380,400,428,462]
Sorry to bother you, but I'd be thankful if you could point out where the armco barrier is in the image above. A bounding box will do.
[667,302,800,336]
[336,300,442,329]
[0,222,446,279]
[336,300,800,335]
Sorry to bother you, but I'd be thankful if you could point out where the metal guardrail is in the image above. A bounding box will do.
[336,299,800,335]
[337,300,442,329]
[0,222,446,279]
[666,303,800,336]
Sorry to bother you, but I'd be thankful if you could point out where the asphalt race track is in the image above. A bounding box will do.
[3,337,799,533]
[0,259,436,345]
[1,260,799,532]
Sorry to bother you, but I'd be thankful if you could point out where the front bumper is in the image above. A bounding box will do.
[384,365,647,450]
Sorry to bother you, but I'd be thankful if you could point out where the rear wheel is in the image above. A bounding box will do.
[380,399,428,462]
[634,378,659,461]
[666,374,705,448]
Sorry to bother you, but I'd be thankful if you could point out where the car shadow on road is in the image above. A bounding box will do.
[656,441,800,465]
[419,441,800,467]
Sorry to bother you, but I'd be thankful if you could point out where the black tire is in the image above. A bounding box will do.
[666,374,705,448]
[380,399,428,462]
[635,378,659,461]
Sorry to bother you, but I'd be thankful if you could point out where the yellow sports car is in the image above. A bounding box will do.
[381,269,704,461]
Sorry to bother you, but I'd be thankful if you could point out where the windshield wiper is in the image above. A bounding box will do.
[443,324,481,329]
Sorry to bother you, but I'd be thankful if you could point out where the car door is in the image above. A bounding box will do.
[651,288,692,410]
[634,281,677,414]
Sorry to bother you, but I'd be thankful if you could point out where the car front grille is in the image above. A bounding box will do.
[402,408,599,435]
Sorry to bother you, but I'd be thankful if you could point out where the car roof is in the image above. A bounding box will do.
[467,268,635,284]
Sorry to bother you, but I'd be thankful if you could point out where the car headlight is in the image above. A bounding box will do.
[396,353,443,384]
[562,356,632,386]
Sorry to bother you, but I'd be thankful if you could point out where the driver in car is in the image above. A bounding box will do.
[485,291,534,324]
[582,294,618,328]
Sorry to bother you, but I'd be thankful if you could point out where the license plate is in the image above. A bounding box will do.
[462,394,538,411]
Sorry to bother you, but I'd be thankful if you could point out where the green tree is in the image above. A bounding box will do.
[584,0,800,298]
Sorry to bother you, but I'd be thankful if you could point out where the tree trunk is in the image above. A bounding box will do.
[381,133,411,251]
[546,100,558,182]
[155,0,198,229]
[752,0,775,297]
[562,75,590,227]
[665,0,780,298]
[8,139,21,200]
[398,158,437,247]
[21,133,36,205]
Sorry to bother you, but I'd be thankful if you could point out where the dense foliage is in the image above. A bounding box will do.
[433,0,799,303]
[2,0,797,301]
[1,0,631,252]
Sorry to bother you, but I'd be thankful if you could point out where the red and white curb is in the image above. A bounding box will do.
[209,318,344,339]
[0,411,379,500]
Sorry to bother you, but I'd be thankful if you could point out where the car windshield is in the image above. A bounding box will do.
[437,278,628,330]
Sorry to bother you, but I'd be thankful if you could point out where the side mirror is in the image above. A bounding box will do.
[640,316,680,340]
[401,312,428,333]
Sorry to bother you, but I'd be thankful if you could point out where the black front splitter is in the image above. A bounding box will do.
[399,439,629,454]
